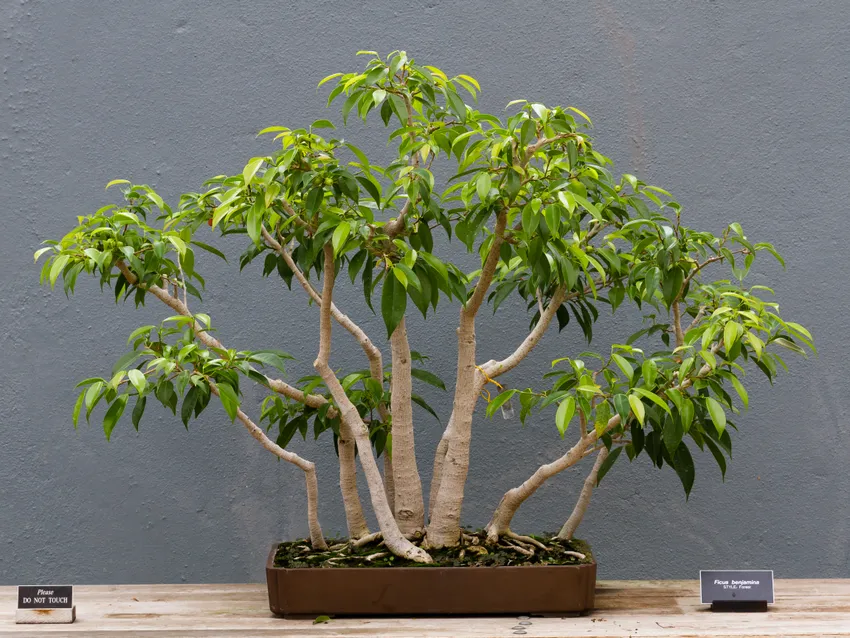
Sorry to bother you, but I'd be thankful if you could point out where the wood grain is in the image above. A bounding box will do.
[2,580,849,636]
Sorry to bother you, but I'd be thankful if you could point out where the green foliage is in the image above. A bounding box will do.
[36,50,811,501]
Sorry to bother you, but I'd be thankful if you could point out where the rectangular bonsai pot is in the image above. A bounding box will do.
[266,543,596,617]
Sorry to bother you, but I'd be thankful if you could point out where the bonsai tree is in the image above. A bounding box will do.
[36,51,812,564]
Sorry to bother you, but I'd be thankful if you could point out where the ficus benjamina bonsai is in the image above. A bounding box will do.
[36,50,813,563]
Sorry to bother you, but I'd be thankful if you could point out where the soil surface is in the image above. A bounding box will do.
[273,531,593,569]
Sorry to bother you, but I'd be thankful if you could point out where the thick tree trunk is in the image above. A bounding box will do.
[557,446,609,540]
[426,213,507,547]
[314,246,431,563]
[389,318,425,534]
[338,420,370,538]
[425,313,484,547]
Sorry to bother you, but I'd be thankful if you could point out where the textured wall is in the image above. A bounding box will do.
[2,0,848,584]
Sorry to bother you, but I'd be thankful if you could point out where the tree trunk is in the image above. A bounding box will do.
[313,246,431,563]
[384,452,396,513]
[338,420,370,539]
[427,432,449,522]
[389,318,425,534]
[425,313,484,547]
[557,446,609,540]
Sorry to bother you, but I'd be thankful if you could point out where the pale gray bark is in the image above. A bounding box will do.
[557,446,609,540]
[389,318,425,534]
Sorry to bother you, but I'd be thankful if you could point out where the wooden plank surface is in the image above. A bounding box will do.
[1,580,849,637]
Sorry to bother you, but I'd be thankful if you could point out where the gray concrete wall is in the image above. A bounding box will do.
[2,0,848,584]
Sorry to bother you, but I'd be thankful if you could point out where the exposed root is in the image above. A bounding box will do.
[507,531,548,551]
[503,540,534,557]
[462,533,480,545]
[351,531,382,549]
[365,552,388,562]
[327,543,348,551]
[564,550,586,560]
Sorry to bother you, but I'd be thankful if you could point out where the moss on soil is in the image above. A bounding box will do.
[273,531,593,569]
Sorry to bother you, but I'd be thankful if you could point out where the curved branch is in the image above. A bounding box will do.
[261,227,384,382]
[312,246,431,563]
[208,383,327,550]
[481,286,566,379]
[557,446,609,540]
[485,342,724,539]
[115,260,327,409]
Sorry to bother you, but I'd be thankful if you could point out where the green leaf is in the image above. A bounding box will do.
[703,436,727,479]
[131,395,146,431]
[243,158,263,185]
[191,241,228,262]
[485,389,517,418]
[105,178,130,189]
[628,394,645,425]
[72,390,85,429]
[411,394,440,421]
[680,397,694,433]
[181,387,198,428]
[641,358,657,386]
[673,442,695,498]
[49,254,70,287]
[311,119,336,129]
[246,197,263,245]
[127,369,146,394]
[85,381,104,421]
[217,384,240,422]
[610,354,634,381]
[612,393,631,423]
[555,396,576,438]
[596,446,623,485]
[571,193,603,221]
[381,271,407,338]
[728,375,749,409]
[410,368,446,391]
[332,221,351,257]
[112,351,141,375]
[724,321,740,353]
[103,394,128,441]
[317,73,343,88]
[632,387,671,416]
[705,396,726,434]
[476,172,491,201]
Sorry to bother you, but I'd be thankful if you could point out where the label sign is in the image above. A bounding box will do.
[700,570,774,604]
[17,586,73,609]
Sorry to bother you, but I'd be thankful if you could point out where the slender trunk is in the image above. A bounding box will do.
[485,419,619,542]
[557,447,609,540]
[384,452,396,513]
[338,420,370,538]
[426,313,484,547]
[313,246,431,562]
[209,384,328,550]
[426,213,507,547]
[389,318,425,534]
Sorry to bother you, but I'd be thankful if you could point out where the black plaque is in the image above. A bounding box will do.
[17,586,73,609]
[700,570,773,611]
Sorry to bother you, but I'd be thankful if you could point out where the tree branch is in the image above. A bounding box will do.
[556,446,609,540]
[207,382,327,550]
[486,341,725,539]
[312,246,431,562]
[481,286,566,379]
[115,260,327,409]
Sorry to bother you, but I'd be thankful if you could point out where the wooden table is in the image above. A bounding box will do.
[2,580,848,636]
